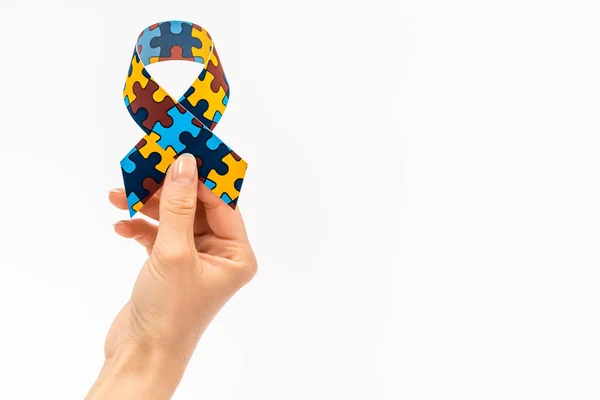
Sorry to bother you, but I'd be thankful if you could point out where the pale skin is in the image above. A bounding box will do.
[86,153,257,400]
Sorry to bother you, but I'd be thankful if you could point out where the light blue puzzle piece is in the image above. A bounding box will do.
[206,134,224,150]
[153,106,202,152]
[220,193,232,203]
[136,26,161,64]
[169,21,184,34]
[204,178,216,190]
[213,111,222,123]
[120,148,137,173]
[126,192,141,217]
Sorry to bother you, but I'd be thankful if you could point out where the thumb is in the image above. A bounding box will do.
[155,153,199,253]
[197,183,248,241]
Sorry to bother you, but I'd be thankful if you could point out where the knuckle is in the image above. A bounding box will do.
[151,244,195,268]
[244,259,258,282]
[234,254,258,285]
[164,193,196,216]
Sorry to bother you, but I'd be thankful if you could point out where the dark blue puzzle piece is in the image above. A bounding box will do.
[121,150,166,202]
[177,69,228,130]
[178,98,214,129]
[234,178,244,192]
[126,105,152,135]
[150,22,201,58]
[179,128,231,179]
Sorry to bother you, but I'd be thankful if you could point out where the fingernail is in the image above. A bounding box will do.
[113,221,125,231]
[173,153,197,184]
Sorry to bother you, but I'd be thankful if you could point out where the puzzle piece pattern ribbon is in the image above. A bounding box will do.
[121,21,247,217]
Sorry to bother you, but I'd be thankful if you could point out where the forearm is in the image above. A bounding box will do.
[86,344,188,400]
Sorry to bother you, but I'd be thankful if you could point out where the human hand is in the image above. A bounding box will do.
[86,154,257,399]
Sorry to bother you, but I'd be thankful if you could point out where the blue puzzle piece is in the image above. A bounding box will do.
[126,192,141,217]
[204,178,216,190]
[234,178,244,192]
[169,21,183,34]
[136,27,161,65]
[121,151,167,217]
[220,193,232,203]
[178,98,215,128]
[153,105,202,152]
[213,110,222,123]
[120,147,138,173]
[150,22,201,58]
[206,134,224,150]
[179,128,231,179]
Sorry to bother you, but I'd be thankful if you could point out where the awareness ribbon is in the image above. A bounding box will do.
[120,21,247,217]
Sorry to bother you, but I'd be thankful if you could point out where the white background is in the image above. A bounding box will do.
[0,0,598,398]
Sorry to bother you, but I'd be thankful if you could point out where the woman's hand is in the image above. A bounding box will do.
[86,154,257,400]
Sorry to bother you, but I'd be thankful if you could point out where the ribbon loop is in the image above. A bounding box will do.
[121,21,246,217]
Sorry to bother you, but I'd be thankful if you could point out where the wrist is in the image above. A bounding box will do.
[86,342,188,400]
